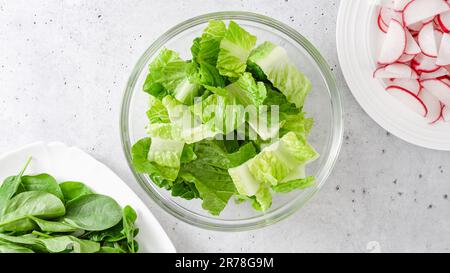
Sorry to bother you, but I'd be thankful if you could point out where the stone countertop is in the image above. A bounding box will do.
[1,0,449,253]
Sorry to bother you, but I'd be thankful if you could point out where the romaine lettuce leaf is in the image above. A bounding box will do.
[131,138,199,200]
[195,20,227,66]
[143,48,200,104]
[180,141,257,215]
[226,72,267,107]
[217,21,257,78]
[272,177,315,193]
[147,138,184,168]
[146,95,170,124]
[249,41,311,108]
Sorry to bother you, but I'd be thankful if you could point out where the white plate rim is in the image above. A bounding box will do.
[0,141,176,253]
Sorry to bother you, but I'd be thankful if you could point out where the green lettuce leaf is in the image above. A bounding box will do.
[249,41,311,108]
[143,48,200,104]
[179,141,257,215]
[195,20,227,66]
[217,21,257,78]
[272,176,315,193]
[147,138,184,168]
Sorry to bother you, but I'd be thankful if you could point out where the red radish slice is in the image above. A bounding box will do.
[394,0,412,11]
[438,11,450,33]
[437,33,450,65]
[403,0,450,26]
[440,76,450,85]
[374,63,419,79]
[413,54,440,72]
[435,29,443,51]
[397,53,415,63]
[422,16,436,24]
[420,67,449,80]
[387,86,428,116]
[408,21,424,32]
[385,63,416,76]
[378,13,390,33]
[419,89,443,122]
[378,20,407,64]
[380,7,403,26]
[405,29,421,54]
[421,79,450,106]
[389,78,421,94]
[418,22,439,57]
[443,105,450,121]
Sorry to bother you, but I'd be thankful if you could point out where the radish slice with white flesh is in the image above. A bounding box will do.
[380,7,403,26]
[440,76,450,85]
[438,11,450,33]
[419,89,443,122]
[374,63,418,78]
[435,29,443,50]
[394,0,412,11]
[405,28,422,54]
[397,53,415,63]
[378,20,407,64]
[389,78,422,94]
[408,21,424,32]
[378,13,390,33]
[403,0,450,26]
[413,54,440,72]
[421,79,450,106]
[387,86,428,116]
[418,23,439,57]
[420,67,449,80]
[443,105,450,121]
[437,33,450,65]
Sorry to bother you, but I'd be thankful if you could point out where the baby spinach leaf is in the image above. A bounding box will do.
[0,157,32,216]
[27,216,77,233]
[122,205,138,253]
[0,241,34,253]
[63,194,122,231]
[37,236,100,253]
[20,174,64,201]
[59,181,93,203]
[0,191,66,232]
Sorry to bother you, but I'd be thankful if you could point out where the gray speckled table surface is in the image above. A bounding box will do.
[1,0,450,253]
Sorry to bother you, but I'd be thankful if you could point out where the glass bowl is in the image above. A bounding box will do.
[120,11,343,231]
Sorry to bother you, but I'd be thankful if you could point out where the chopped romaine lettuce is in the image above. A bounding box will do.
[132,20,319,216]
[217,21,257,77]
[249,41,312,108]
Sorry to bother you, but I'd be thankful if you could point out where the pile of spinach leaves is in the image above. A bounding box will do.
[0,158,139,253]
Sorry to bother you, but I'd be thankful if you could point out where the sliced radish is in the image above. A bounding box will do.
[408,21,424,32]
[389,78,421,94]
[420,67,449,80]
[413,54,440,73]
[405,28,422,54]
[378,20,407,64]
[380,7,403,26]
[374,63,418,78]
[439,75,450,85]
[438,11,450,33]
[387,86,428,116]
[397,53,416,63]
[378,12,390,33]
[435,29,444,51]
[418,22,438,57]
[394,0,412,11]
[443,105,450,121]
[421,79,450,106]
[437,33,450,65]
[403,0,450,26]
[419,89,443,122]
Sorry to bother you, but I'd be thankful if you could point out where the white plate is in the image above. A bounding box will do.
[337,0,450,151]
[0,142,176,253]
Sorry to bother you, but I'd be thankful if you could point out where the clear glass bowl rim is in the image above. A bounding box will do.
[120,11,343,231]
